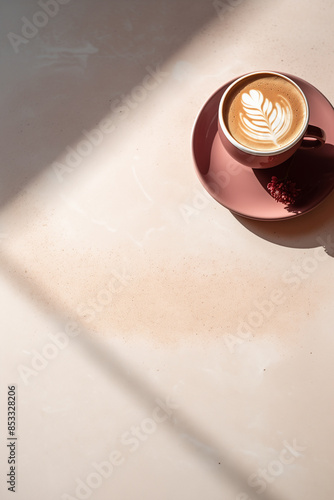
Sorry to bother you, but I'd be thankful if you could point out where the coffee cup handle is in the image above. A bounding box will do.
[300,125,326,149]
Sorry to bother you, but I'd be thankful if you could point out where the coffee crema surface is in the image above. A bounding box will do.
[223,74,307,152]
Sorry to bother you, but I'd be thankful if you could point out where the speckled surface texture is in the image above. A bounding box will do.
[1,1,334,499]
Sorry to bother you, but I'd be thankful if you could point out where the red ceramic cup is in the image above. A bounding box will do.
[218,71,326,169]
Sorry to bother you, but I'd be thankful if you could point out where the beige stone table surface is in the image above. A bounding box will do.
[1,1,334,499]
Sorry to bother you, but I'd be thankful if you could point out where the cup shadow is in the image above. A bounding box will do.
[233,143,334,255]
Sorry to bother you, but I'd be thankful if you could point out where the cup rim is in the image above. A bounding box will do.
[218,71,310,156]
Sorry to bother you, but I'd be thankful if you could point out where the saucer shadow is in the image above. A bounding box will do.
[233,144,334,256]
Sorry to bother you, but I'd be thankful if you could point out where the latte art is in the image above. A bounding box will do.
[223,74,307,152]
[239,89,292,146]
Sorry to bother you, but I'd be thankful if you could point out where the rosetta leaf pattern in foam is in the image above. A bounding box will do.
[239,89,292,146]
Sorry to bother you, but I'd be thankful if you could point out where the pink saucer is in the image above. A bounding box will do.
[192,74,334,220]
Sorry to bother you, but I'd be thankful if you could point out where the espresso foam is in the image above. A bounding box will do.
[224,74,307,151]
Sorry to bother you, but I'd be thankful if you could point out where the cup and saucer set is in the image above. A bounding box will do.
[192,71,334,221]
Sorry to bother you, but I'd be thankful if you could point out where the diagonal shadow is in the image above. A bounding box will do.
[0,1,303,498]
[0,0,249,209]
[0,248,287,500]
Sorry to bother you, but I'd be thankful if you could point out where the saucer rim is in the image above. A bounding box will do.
[191,72,334,221]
